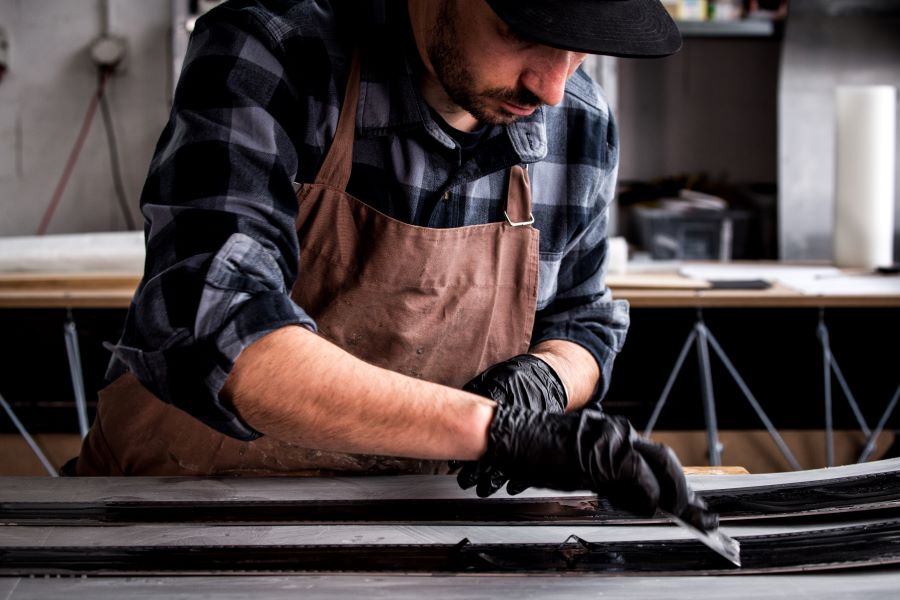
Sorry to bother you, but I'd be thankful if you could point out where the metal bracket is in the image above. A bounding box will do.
[64,310,90,439]
[504,211,534,227]
[0,391,57,477]
[644,313,801,471]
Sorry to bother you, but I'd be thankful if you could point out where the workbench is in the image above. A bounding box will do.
[2,459,900,598]
[1,262,898,474]
[609,264,900,469]
[3,264,898,310]
[0,272,139,309]
[0,272,139,474]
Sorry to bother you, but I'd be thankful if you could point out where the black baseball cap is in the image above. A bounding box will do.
[484,0,682,58]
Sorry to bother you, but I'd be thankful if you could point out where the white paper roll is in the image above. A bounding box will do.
[607,236,628,275]
[834,85,896,269]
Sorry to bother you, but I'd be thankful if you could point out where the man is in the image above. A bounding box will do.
[76,0,712,527]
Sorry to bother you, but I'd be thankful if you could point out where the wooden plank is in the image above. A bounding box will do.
[606,273,711,290]
[0,272,141,289]
[612,285,900,308]
[608,265,900,307]
[1,267,898,309]
[0,272,139,308]
[683,466,750,475]
[0,291,135,308]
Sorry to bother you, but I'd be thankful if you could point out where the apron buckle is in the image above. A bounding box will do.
[504,211,535,227]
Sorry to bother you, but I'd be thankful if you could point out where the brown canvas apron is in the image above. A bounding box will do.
[76,54,540,476]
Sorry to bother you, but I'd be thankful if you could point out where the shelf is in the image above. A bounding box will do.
[677,19,777,38]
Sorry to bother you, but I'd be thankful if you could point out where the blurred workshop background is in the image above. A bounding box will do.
[0,0,898,475]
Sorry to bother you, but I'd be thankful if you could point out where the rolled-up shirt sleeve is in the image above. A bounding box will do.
[107,10,318,440]
[531,108,630,404]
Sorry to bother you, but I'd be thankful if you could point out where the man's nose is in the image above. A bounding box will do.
[520,49,582,107]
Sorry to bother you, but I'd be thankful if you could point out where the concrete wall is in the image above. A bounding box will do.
[0,0,171,236]
[4,0,896,263]
[779,0,900,261]
[615,37,781,185]
[3,4,782,239]
[1,2,782,240]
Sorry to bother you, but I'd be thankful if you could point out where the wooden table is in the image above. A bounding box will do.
[608,267,900,469]
[0,272,140,474]
[2,267,897,310]
[0,272,139,309]
[607,272,900,308]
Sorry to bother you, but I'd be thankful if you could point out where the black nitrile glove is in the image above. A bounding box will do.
[485,405,718,531]
[453,355,567,497]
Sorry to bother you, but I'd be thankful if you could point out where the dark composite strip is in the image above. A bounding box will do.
[2,471,900,526]
[3,519,900,576]
[705,470,900,519]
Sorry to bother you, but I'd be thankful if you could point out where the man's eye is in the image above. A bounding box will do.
[501,28,535,49]
[499,25,530,45]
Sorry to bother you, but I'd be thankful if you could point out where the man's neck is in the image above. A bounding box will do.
[407,0,481,133]
[418,78,481,132]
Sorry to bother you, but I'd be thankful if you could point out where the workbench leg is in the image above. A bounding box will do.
[706,329,802,471]
[818,315,835,468]
[859,384,900,463]
[643,328,697,437]
[0,391,58,476]
[695,320,722,467]
[646,313,799,469]
[816,311,874,467]
[828,356,871,438]
[63,311,90,439]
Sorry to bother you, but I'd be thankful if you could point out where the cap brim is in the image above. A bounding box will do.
[485,0,682,58]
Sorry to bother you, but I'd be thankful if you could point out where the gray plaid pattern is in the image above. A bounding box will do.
[107,0,629,440]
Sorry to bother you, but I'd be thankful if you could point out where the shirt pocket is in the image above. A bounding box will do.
[536,252,563,311]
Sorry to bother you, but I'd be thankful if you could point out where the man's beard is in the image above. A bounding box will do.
[427,0,540,126]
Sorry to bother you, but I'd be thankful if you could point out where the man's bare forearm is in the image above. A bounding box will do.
[221,326,496,460]
[530,339,600,410]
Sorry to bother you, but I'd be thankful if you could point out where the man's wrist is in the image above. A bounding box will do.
[524,353,570,408]
[530,340,600,410]
[463,394,497,460]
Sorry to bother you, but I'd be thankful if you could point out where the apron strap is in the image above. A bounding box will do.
[314,51,362,190]
[505,165,535,227]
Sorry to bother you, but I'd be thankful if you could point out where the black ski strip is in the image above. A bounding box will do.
[2,472,900,526]
[3,519,900,576]
[704,471,900,517]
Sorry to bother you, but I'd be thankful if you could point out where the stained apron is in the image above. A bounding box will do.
[76,53,540,476]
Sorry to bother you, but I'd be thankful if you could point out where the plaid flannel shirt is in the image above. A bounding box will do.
[108,0,630,440]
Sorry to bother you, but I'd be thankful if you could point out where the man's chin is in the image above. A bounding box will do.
[472,106,522,126]
[482,101,541,125]
[488,113,520,126]
[448,92,535,126]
